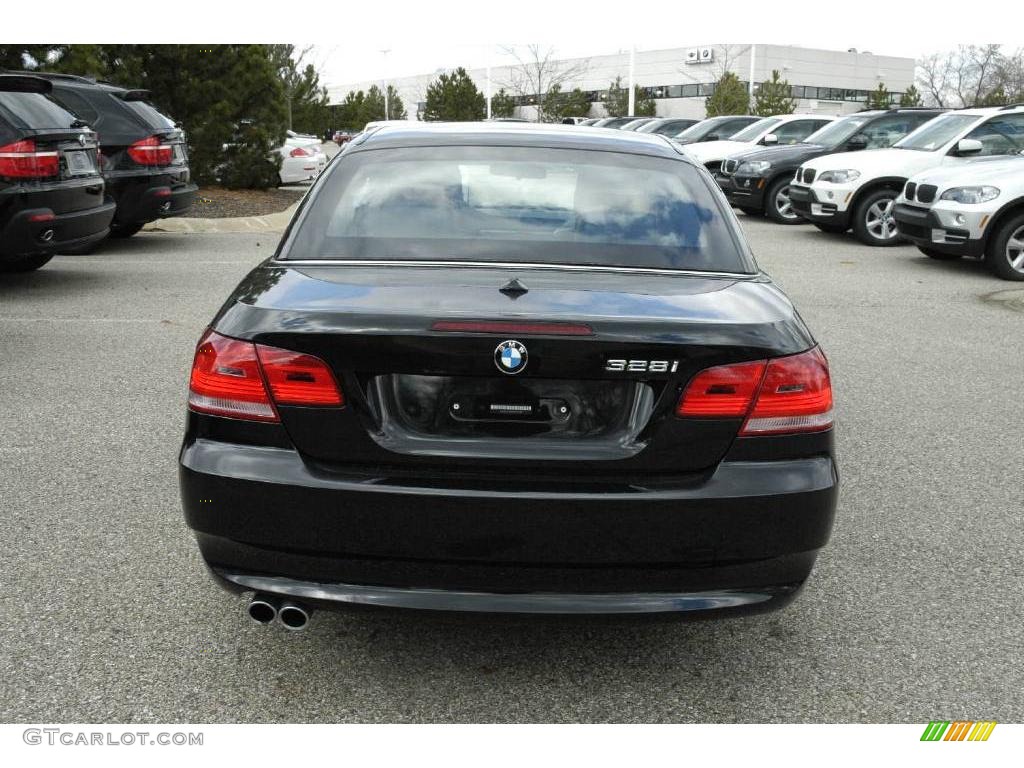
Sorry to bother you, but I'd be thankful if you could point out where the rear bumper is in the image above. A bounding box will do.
[788,184,851,228]
[106,173,198,225]
[894,202,987,257]
[0,199,116,258]
[212,570,802,615]
[180,437,838,614]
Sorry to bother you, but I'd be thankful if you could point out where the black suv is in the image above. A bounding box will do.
[717,108,945,223]
[0,75,115,272]
[31,73,197,239]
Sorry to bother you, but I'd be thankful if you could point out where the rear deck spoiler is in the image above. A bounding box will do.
[0,74,52,94]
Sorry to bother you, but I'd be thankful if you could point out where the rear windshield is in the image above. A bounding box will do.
[0,91,78,129]
[120,98,176,130]
[285,145,750,273]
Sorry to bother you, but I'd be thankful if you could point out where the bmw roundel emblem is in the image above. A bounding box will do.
[494,340,528,375]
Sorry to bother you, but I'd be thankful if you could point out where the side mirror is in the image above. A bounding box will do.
[704,134,720,142]
[761,133,779,145]
[846,134,869,151]
[956,138,983,156]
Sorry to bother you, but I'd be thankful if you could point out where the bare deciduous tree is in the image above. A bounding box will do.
[499,45,589,122]
[917,45,1005,108]
[994,48,1024,101]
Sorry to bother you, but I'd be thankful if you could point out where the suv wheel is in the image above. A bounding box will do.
[854,189,901,247]
[985,213,1024,281]
[917,247,962,261]
[0,253,54,273]
[766,178,802,225]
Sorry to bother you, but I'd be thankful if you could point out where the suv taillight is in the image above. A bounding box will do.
[289,146,312,158]
[188,330,343,422]
[127,135,172,166]
[677,347,833,436]
[0,139,59,178]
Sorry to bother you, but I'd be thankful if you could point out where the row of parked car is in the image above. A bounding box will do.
[0,72,197,272]
[570,106,1024,280]
[0,71,336,273]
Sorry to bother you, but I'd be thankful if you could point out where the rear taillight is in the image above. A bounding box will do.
[255,345,344,406]
[289,146,312,158]
[127,135,172,166]
[742,347,833,435]
[677,347,833,436]
[188,330,344,421]
[676,361,766,418]
[0,139,59,178]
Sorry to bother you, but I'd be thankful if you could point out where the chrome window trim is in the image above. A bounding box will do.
[272,258,758,280]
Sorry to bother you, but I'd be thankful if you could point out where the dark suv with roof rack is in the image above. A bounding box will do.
[28,72,198,239]
[0,74,115,272]
[717,108,945,223]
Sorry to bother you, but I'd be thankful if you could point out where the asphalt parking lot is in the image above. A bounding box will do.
[1,218,1022,723]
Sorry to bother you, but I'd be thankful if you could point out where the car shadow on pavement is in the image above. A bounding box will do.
[296,601,792,669]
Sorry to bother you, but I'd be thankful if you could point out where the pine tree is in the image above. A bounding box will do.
[361,86,387,125]
[705,72,750,117]
[0,45,61,70]
[634,87,656,117]
[866,83,892,110]
[423,67,486,121]
[490,88,517,118]
[270,45,330,135]
[899,85,923,107]
[336,90,365,130]
[385,85,408,120]
[542,85,591,122]
[753,70,796,116]
[603,77,629,117]
[978,86,1010,106]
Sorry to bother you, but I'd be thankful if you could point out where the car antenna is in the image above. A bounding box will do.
[499,278,529,299]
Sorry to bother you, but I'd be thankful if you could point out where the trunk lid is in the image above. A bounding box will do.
[214,264,813,477]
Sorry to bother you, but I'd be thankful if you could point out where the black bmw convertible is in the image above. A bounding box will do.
[179,122,838,628]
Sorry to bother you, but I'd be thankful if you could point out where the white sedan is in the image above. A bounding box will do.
[278,138,328,185]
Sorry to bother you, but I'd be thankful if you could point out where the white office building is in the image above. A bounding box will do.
[327,44,916,121]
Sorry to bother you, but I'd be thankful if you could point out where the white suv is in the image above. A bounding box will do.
[788,105,1024,246]
[894,154,1024,280]
[683,114,835,175]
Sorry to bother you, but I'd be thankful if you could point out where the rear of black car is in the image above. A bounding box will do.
[42,75,197,237]
[179,127,838,620]
[0,75,115,271]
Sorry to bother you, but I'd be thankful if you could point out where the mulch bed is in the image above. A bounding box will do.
[190,186,305,219]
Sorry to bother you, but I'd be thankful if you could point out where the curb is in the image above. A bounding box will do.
[143,203,299,235]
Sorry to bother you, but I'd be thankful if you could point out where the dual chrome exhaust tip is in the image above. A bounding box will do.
[247,594,312,630]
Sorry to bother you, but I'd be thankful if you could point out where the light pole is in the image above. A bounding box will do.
[628,45,636,116]
[380,48,391,120]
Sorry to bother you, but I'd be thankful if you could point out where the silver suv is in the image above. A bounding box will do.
[894,152,1024,280]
